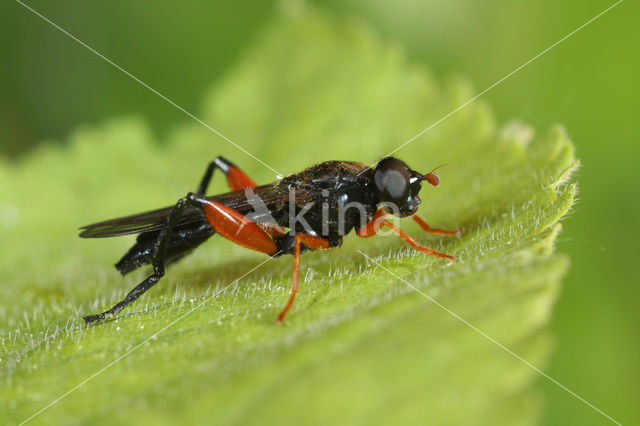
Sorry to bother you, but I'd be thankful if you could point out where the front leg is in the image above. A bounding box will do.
[412,215,463,236]
[357,209,455,261]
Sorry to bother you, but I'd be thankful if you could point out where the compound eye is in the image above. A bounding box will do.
[374,159,411,203]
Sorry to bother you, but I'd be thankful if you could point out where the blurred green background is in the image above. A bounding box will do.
[1,0,638,424]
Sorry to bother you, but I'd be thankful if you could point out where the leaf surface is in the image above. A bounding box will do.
[0,11,577,426]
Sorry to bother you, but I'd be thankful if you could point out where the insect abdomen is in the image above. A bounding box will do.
[116,222,215,275]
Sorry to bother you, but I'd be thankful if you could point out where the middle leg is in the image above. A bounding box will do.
[276,233,330,323]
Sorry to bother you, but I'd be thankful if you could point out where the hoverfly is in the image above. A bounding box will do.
[80,156,462,325]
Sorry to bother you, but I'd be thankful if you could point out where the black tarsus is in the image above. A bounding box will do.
[84,194,199,325]
[197,156,234,196]
[84,156,243,325]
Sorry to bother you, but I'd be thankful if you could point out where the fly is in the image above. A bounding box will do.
[80,156,462,325]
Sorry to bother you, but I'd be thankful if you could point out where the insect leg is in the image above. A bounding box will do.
[197,156,257,196]
[412,215,463,236]
[357,209,454,261]
[276,233,330,324]
[383,221,455,260]
[83,193,198,325]
[356,209,387,237]
[196,158,287,237]
[199,197,279,255]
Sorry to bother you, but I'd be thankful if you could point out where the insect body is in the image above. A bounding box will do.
[80,156,462,325]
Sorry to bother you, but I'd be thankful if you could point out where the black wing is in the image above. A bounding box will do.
[79,204,201,238]
[79,183,310,238]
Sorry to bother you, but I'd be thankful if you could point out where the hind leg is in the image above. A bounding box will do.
[197,157,286,237]
[110,155,250,276]
[84,194,199,325]
[84,193,280,326]
[197,156,257,196]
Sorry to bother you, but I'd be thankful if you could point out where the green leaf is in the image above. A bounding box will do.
[0,10,577,425]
